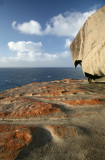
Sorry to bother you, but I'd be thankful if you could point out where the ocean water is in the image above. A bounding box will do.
[0,68,85,92]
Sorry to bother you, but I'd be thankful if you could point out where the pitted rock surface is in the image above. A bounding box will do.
[0,79,105,160]
[70,6,105,82]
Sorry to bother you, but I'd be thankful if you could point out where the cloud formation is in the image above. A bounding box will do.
[0,41,71,67]
[6,9,96,67]
[12,20,42,35]
[65,39,71,48]
[45,10,95,37]
[8,41,42,53]
[12,10,95,37]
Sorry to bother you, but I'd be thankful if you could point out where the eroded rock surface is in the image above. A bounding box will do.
[0,79,105,160]
[70,6,105,82]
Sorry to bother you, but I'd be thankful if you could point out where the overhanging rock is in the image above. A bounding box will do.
[70,6,105,82]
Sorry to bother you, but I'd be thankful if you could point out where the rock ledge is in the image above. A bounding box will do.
[0,79,105,160]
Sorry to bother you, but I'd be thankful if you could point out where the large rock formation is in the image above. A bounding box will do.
[70,6,105,82]
[0,79,105,159]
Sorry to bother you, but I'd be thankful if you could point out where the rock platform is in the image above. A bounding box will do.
[0,79,105,160]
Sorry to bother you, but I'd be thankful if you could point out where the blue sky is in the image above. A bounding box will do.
[0,0,104,67]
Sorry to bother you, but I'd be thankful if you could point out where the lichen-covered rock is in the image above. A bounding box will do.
[0,125,33,160]
[0,97,60,118]
[0,79,105,160]
[70,6,105,82]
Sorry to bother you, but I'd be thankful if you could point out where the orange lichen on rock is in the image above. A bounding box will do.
[62,99,104,106]
[0,97,60,118]
[61,90,86,95]
[37,91,63,96]
[47,125,78,138]
[24,92,37,96]
[0,97,13,104]
[36,89,86,97]
[0,111,11,118]
[0,124,33,160]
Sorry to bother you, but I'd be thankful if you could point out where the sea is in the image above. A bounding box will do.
[0,67,85,92]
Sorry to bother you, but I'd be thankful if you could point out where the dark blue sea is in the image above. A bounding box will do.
[0,68,85,92]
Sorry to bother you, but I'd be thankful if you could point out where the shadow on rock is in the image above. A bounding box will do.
[56,104,74,114]
[15,127,52,160]
[77,126,91,136]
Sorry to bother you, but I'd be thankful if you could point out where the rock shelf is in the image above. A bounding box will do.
[0,79,105,160]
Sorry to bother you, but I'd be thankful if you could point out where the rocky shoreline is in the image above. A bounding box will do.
[0,79,105,160]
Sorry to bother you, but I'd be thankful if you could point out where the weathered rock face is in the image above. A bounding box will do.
[70,6,105,82]
[0,79,105,160]
[0,125,33,160]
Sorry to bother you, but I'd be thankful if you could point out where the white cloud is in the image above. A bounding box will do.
[8,41,42,52]
[12,10,96,37]
[44,10,95,37]
[0,41,71,67]
[12,20,42,35]
[65,39,71,48]
[12,21,17,29]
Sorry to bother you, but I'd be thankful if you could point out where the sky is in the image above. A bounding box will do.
[0,0,105,67]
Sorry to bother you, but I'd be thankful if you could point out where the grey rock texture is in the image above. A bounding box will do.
[0,79,105,160]
[70,6,105,82]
